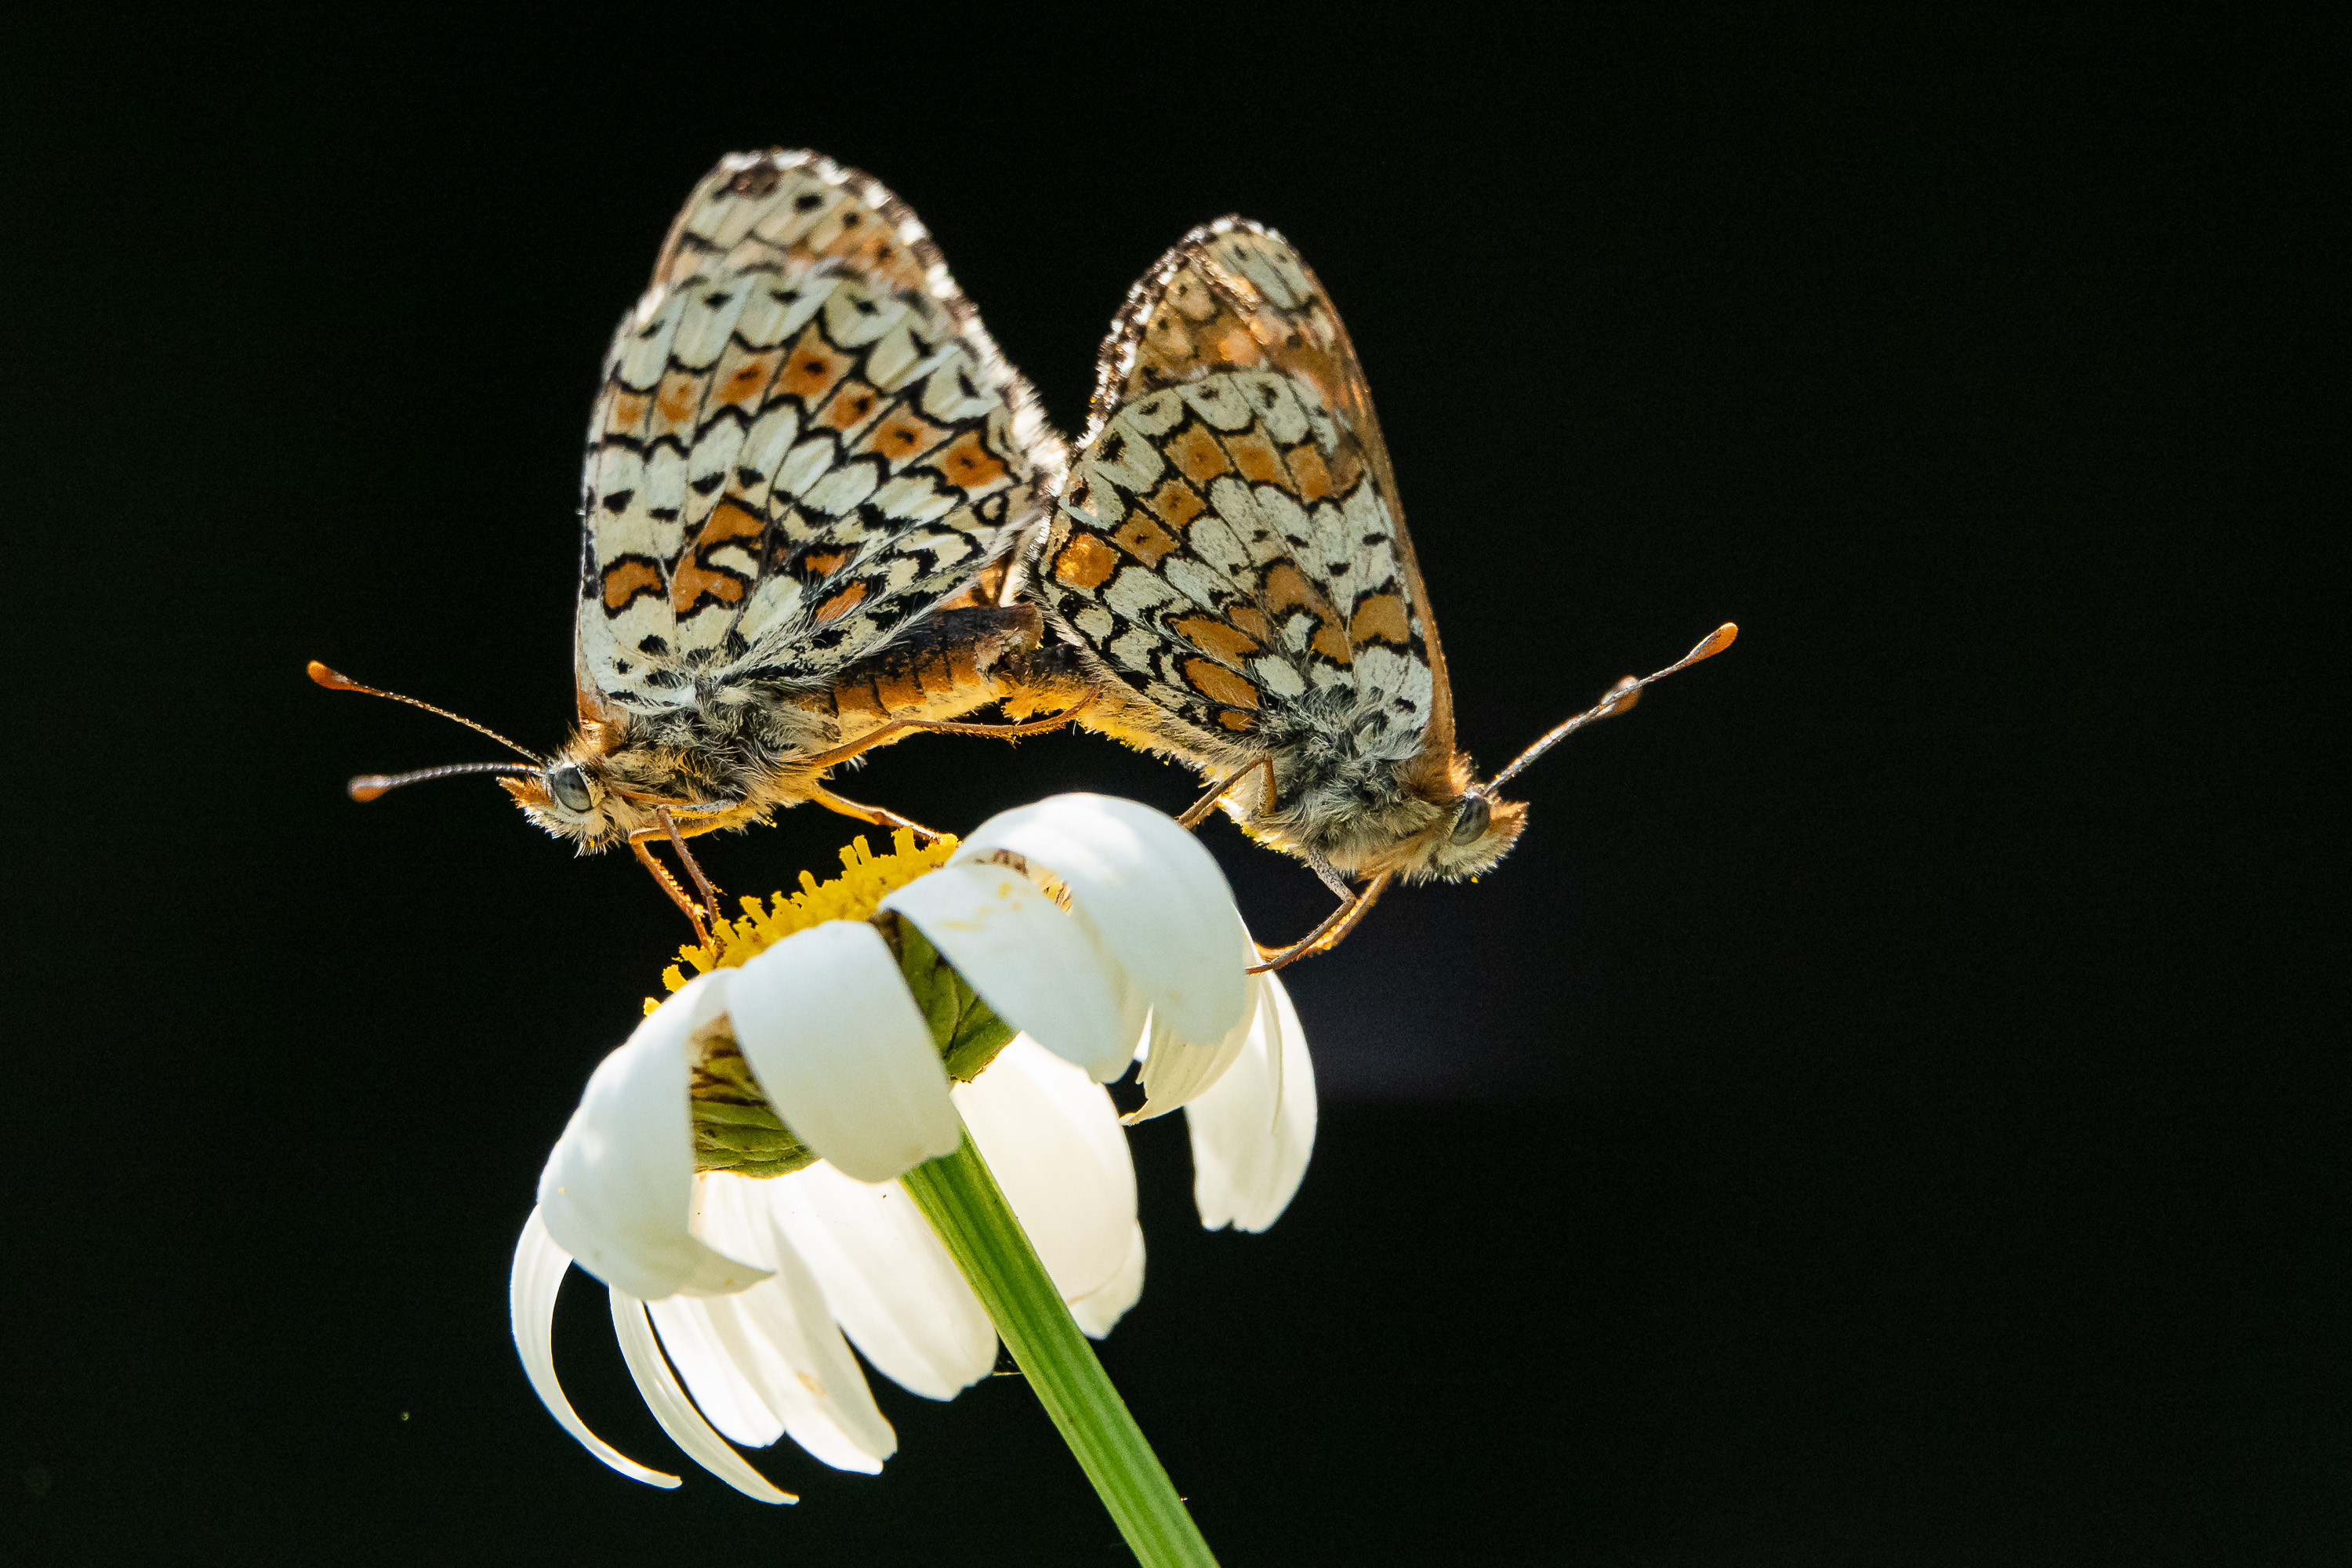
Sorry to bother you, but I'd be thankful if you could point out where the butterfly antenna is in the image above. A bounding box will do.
[347,762,543,801]
[1481,622,1738,797]
[307,661,548,766]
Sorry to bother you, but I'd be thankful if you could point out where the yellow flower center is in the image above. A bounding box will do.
[647,829,960,1012]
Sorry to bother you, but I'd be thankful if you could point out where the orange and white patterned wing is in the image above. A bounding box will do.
[579,151,1064,717]
[1039,220,1451,766]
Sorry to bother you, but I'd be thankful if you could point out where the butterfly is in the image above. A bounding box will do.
[1014,217,1735,968]
[314,150,1084,940]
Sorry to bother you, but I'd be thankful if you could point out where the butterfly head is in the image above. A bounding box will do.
[498,728,742,851]
[1419,787,1529,880]
[498,754,632,848]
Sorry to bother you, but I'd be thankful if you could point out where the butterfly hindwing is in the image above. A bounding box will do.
[579,151,1063,717]
[1040,220,1444,765]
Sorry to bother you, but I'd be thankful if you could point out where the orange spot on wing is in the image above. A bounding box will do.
[697,499,764,548]
[655,371,701,426]
[815,581,869,622]
[1225,429,1289,488]
[1287,444,1334,502]
[928,429,1009,494]
[1185,658,1261,710]
[601,559,663,612]
[1262,563,1325,615]
[605,390,650,433]
[1349,592,1411,646]
[670,503,766,615]
[779,328,851,403]
[858,408,949,465]
[1144,478,1207,533]
[818,379,882,433]
[1112,510,1181,566]
[1311,620,1352,664]
[1053,533,1117,590]
[1323,441,1366,497]
[1227,604,1273,643]
[1174,615,1261,663]
[1218,710,1256,731]
[715,350,781,409]
[1163,423,1232,487]
[796,547,854,581]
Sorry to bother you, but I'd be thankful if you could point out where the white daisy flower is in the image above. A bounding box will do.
[511,796,1316,1501]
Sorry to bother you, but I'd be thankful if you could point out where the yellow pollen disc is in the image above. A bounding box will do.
[646,829,960,1012]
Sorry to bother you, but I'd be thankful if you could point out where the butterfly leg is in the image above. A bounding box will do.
[808,786,946,844]
[627,831,713,948]
[1177,756,1277,829]
[1249,870,1396,973]
[655,807,724,935]
[800,688,1099,772]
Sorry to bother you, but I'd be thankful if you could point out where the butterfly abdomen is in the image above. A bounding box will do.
[815,604,1044,733]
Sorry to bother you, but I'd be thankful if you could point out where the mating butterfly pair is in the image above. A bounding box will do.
[316,149,1733,967]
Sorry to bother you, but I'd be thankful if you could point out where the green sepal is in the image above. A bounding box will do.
[893,916,1018,1083]
[688,1026,817,1178]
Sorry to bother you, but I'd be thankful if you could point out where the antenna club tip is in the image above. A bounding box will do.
[1696,622,1739,660]
[308,660,358,691]
[347,775,393,802]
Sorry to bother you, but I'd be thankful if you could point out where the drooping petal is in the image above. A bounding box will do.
[883,862,1128,1080]
[538,975,771,1300]
[641,1293,779,1448]
[766,1162,996,1401]
[725,921,960,1183]
[1067,1221,1147,1339]
[608,1289,796,1504]
[507,1208,680,1490]
[957,794,1250,1047]
[644,1174,896,1473]
[1127,966,1266,1123]
[956,1036,1136,1305]
[1187,971,1317,1232]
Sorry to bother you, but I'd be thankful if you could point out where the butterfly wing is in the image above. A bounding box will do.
[1038,220,1455,790]
[578,151,1065,719]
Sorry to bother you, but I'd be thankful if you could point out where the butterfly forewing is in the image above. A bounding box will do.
[579,151,1063,720]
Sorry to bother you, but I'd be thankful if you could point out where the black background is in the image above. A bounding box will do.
[2,14,2338,1564]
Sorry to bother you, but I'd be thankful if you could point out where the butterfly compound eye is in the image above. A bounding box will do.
[548,764,593,814]
[1451,794,1493,844]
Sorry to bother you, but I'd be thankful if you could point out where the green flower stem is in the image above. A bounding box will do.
[900,1132,1219,1568]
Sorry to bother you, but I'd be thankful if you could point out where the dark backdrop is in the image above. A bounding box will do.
[2,15,2336,1564]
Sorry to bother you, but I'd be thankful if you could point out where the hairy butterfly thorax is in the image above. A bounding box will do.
[1007,217,1734,968]
[314,151,1091,942]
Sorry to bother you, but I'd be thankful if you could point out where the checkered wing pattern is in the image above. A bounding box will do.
[579,151,1063,718]
[1037,220,1452,768]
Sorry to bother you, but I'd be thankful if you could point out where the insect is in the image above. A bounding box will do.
[1012,217,1735,969]
[314,150,1087,940]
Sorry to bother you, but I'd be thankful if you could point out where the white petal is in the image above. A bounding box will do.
[883,862,1127,1079]
[1186,971,1317,1232]
[650,1174,897,1472]
[1067,1221,1147,1339]
[1127,967,1266,1122]
[608,1289,796,1504]
[726,921,960,1183]
[768,1162,996,1400]
[641,1294,779,1448]
[537,974,772,1300]
[507,1209,680,1490]
[957,793,1250,1046]
[957,1036,1136,1304]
